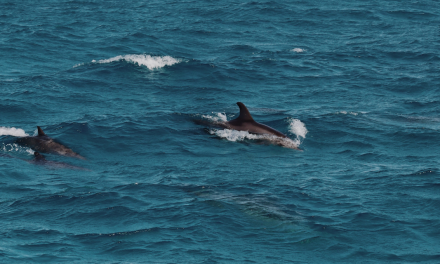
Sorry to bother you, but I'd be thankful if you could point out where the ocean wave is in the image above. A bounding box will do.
[400,115,440,123]
[72,63,84,68]
[91,54,181,70]
[0,127,29,137]
[292,48,305,53]
[336,111,363,116]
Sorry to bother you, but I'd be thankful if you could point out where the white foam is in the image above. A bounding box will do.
[336,111,359,116]
[288,119,308,139]
[210,129,259,141]
[1,143,34,155]
[92,54,180,70]
[292,48,305,53]
[0,127,29,137]
[209,129,301,150]
[202,112,228,122]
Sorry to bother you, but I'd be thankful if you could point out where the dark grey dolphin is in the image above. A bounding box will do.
[221,102,287,138]
[15,126,85,160]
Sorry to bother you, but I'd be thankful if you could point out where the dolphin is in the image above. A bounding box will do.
[220,102,287,138]
[15,126,85,159]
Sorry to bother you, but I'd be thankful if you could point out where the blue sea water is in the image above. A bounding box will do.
[1,0,439,262]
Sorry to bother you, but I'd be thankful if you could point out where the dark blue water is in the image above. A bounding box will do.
[1,0,439,263]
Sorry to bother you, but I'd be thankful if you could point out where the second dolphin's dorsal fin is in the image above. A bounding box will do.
[236,102,254,122]
[37,126,46,137]
[34,151,45,160]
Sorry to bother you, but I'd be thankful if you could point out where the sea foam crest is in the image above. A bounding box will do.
[92,54,180,70]
[336,111,361,116]
[292,48,305,53]
[0,127,29,137]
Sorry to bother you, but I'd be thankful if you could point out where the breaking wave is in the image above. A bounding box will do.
[91,54,181,70]
[292,48,305,53]
[0,127,29,137]
[336,111,363,116]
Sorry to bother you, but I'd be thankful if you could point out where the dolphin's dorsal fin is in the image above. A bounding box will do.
[37,126,46,137]
[34,151,45,160]
[236,102,254,122]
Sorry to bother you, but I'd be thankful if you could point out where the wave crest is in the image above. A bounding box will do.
[336,111,361,116]
[92,54,180,70]
[0,127,29,137]
[292,48,305,53]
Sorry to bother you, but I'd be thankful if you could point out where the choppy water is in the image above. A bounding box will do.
[1,0,439,263]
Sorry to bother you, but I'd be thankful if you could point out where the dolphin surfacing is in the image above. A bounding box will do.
[15,126,85,160]
[221,102,287,138]
[201,102,302,150]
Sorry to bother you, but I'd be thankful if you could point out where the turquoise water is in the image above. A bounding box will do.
[1,1,439,263]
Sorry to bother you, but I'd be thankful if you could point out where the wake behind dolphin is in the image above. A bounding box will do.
[15,126,85,159]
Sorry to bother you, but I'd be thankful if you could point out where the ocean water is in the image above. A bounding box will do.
[1,0,439,263]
